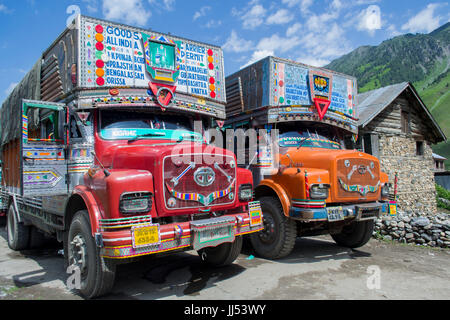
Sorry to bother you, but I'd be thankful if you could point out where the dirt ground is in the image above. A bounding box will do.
[0,218,449,300]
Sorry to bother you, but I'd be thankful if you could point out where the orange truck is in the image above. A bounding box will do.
[224,56,395,259]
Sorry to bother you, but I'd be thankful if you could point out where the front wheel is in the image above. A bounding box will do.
[249,196,297,259]
[198,236,243,267]
[67,210,116,299]
[331,219,375,248]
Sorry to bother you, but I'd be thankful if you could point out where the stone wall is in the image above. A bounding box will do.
[378,135,437,215]
[374,211,450,248]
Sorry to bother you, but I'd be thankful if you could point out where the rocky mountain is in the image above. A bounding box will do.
[326,22,450,168]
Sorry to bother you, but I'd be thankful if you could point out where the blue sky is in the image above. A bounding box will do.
[1,0,449,104]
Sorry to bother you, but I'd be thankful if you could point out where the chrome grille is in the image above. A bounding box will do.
[163,154,236,209]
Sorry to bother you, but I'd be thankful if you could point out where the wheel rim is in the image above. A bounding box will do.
[7,207,15,244]
[258,211,277,245]
[70,234,88,277]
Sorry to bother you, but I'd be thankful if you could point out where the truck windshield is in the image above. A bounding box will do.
[278,131,342,150]
[100,110,202,142]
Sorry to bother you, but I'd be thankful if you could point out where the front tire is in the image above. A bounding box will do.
[198,236,243,267]
[331,219,375,248]
[67,210,116,299]
[6,203,30,251]
[249,196,297,259]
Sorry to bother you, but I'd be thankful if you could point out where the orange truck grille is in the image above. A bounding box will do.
[336,159,380,198]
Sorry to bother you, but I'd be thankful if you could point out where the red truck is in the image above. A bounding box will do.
[0,15,263,298]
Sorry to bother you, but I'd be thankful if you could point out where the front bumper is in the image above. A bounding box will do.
[289,201,394,222]
[98,211,263,259]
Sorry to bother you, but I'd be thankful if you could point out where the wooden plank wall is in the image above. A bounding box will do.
[1,138,21,190]
[361,91,436,144]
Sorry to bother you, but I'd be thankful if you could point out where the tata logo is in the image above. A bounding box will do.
[358,165,367,175]
[194,167,215,187]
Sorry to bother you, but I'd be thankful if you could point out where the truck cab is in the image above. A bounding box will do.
[0,15,263,299]
[224,56,396,259]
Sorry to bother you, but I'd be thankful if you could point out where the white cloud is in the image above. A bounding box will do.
[241,33,301,68]
[354,0,381,4]
[306,11,340,31]
[331,0,343,10]
[5,82,18,96]
[401,3,447,34]
[148,0,175,11]
[233,1,267,30]
[256,34,300,54]
[205,19,222,28]
[243,4,266,29]
[266,9,294,25]
[222,30,254,53]
[286,23,302,37]
[356,5,382,35]
[299,23,351,61]
[240,50,274,69]
[281,0,300,7]
[281,0,313,14]
[296,56,330,67]
[82,0,98,13]
[0,4,12,13]
[387,24,401,37]
[103,0,151,26]
[193,6,211,21]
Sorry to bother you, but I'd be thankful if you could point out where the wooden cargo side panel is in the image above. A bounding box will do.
[1,138,21,191]
[225,58,270,115]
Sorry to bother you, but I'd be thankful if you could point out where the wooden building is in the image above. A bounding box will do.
[433,153,447,173]
[356,82,446,214]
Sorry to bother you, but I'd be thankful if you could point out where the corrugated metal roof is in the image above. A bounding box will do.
[357,82,409,127]
[433,153,447,160]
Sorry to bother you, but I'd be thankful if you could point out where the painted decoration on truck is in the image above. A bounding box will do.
[331,75,355,116]
[24,170,63,188]
[142,33,180,83]
[283,64,310,106]
[309,70,333,121]
[79,17,225,102]
[270,60,355,118]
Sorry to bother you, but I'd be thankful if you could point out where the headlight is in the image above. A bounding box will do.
[119,192,153,214]
[239,184,253,201]
[310,184,330,200]
[381,183,390,197]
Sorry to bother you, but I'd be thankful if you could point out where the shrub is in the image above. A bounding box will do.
[436,184,450,210]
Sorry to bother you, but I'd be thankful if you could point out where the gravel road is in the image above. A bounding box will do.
[0,219,449,300]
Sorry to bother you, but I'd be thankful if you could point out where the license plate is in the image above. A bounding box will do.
[389,202,397,216]
[327,207,344,222]
[199,225,233,244]
[131,224,160,249]
[249,201,262,226]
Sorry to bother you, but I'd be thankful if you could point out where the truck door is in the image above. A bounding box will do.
[21,100,68,196]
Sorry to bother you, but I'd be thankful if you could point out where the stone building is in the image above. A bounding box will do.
[356,82,446,214]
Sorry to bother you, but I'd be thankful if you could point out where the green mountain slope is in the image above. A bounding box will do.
[326,22,450,168]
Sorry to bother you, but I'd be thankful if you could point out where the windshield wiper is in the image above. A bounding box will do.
[296,137,311,150]
[128,132,166,143]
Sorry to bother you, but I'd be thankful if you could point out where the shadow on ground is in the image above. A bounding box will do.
[0,217,372,300]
